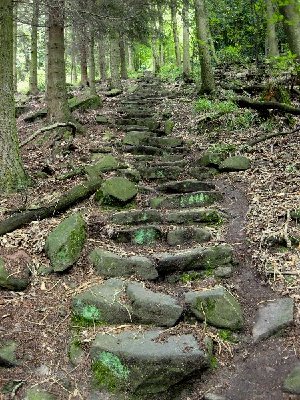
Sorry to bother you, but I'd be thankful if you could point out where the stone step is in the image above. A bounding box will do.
[107,225,212,247]
[118,117,160,131]
[147,137,184,148]
[109,208,222,226]
[90,329,208,396]
[122,144,187,156]
[157,180,216,194]
[132,154,184,163]
[72,278,183,327]
[89,248,158,280]
[153,244,233,275]
[123,125,150,132]
[118,109,154,118]
[137,165,182,181]
[150,191,223,209]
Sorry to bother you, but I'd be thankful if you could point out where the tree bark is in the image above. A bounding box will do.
[170,2,181,67]
[265,0,279,58]
[119,34,128,79]
[46,0,71,123]
[0,0,29,192]
[279,0,300,61]
[70,26,78,84]
[182,0,191,80]
[13,2,17,92]
[98,38,107,81]
[109,35,122,90]
[194,0,215,93]
[157,2,165,67]
[80,41,88,86]
[89,30,97,95]
[29,0,39,95]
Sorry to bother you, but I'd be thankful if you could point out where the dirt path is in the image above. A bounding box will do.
[0,76,299,400]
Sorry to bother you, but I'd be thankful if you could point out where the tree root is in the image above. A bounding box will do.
[21,122,77,147]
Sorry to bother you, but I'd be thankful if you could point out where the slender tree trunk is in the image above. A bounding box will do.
[70,26,78,84]
[46,1,71,122]
[157,2,164,66]
[98,38,107,81]
[13,3,17,92]
[278,0,300,61]
[0,0,28,192]
[29,0,39,95]
[119,34,128,79]
[152,38,161,75]
[265,0,279,58]
[170,3,181,67]
[194,0,215,93]
[80,41,88,86]
[127,44,134,71]
[89,30,96,95]
[109,35,122,90]
[182,0,191,80]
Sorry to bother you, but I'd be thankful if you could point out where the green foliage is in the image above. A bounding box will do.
[217,45,244,65]
[180,271,202,283]
[159,63,182,81]
[266,51,300,76]
[208,142,236,155]
[209,355,219,369]
[218,329,236,342]
[195,98,238,114]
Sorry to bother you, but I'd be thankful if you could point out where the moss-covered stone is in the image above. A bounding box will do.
[85,155,119,178]
[148,137,183,148]
[111,226,163,246]
[150,191,222,209]
[69,339,85,366]
[138,166,181,181]
[219,156,251,172]
[157,180,215,194]
[68,94,102,111]
[89,249,158,280]
[283,364,300,394]
[99,177,138,205]
[185,286,244,330]
[123,131,152,146]
[24,109,47,123]
[167,227,212,246]
[72,279,131,325]
[111,209,162,225]
[45,213,87,272]
[90,330,208,395]
[96,115,110,124]
[0,341,18,367]
[164,209,222,225]
[198,151,224,168]
[105,89,123,97]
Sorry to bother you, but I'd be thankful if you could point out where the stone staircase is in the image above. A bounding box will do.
[69,77,244,399]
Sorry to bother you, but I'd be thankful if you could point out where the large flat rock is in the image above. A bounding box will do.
[90,330,208,395]
[252,298,294,341]
[150,191,222,209]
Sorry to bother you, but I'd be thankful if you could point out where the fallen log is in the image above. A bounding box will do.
[21,122,77,147]
[237,97,300,115]
[0,178,102,236]
[248,125,300,146]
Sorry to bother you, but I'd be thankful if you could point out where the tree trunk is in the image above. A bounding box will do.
[127,44,134,71]
[46,1,71,123]
[0,0,29,192]
[194,0,215,93]
[157,2,164,67]
[80,41,88,86]
[29,0,39,95]
[119,34,128,79]
[182,0,191,80]
[265,0,279,58]
[170,2,181,67]
[70,26,78,84]
[279,0,300,61]
[13,2,17,92]
[89,31,96,95]
[98,38,107,82]
[109,35,122,90]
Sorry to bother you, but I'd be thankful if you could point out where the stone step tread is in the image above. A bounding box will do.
[150,191,223,209]
[105,208,223,226]
[105,225,212,246]
[157,180,216,194]
[122,144,188,156]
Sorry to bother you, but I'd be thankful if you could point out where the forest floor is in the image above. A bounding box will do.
[0,68,300,400]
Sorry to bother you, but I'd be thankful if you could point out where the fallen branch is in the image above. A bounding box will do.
[237,97,300,115]
[247,125,300,146]
[0,178,102,236]
[21,122,77,147]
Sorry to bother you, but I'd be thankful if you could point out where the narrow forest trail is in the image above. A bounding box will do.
[0,76,299,400]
